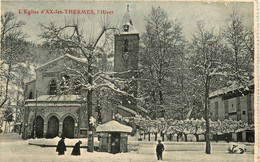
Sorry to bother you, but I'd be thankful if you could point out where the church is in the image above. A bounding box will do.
[22,7,147,139]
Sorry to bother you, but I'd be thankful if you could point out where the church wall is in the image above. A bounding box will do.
[35,57,85,96]
[26,104,89,138]
[35,59,65,96]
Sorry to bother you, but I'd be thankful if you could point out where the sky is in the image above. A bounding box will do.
[1,1,254,44]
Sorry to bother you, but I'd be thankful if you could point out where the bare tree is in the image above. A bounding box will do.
[190,21,227,154]
[223,12,254,86]
[0,12,29,109]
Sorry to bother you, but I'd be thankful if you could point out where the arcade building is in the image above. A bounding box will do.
[22,7,147,139]
[209,84,254,142]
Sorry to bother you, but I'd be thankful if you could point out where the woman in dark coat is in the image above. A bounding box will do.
[56,137,67,155]
[71,140,82,156]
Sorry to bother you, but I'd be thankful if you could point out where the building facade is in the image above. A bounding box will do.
[209,84,254,142]
[22,8,146,139]
[23,55,89,139]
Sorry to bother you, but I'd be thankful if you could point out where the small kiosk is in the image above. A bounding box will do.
[96,120,132,154]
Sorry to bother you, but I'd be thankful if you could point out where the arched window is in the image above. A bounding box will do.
[124,39,129,52]
[49,80,57,95]
[28,91,33,99]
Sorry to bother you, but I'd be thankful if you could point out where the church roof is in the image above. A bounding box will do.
[25,95,82,102]
[36,54,87,70]
[96,120,132,133]
[120,5,139,35]
[117,105,148,115]
[117,105,138,115]
[209,82,254,98]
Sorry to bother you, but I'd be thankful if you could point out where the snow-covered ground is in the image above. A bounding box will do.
[0,133,254,162]
[27,136,96,147]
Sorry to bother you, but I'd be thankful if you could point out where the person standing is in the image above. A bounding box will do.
[56,137,67,155]
[71,140,82,156]
[156,139,164,160]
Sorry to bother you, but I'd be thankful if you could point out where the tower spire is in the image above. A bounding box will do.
[120,4,138,34]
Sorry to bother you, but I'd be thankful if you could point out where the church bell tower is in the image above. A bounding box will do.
[114,5,139,113]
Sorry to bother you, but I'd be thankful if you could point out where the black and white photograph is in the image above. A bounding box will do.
[0,1,257,161]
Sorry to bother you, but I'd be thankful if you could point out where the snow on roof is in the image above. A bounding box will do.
[26,95,82,102]
[235,127,254,133]
[36,54,87,70]
[117,105,138,115]
[209,82,254,98]
[119,6,139,35]
[96,120,132,133]
[25,103,81,107]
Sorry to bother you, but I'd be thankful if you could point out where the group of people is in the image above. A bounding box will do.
[56,137,82,156]
[227,143,246,154]
[56,137,165,160]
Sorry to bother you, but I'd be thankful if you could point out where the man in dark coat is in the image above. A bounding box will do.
[156,139,164,160]
[71,140,82,156]
[56,137,67,155]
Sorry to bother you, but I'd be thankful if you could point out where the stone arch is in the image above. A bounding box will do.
[61,113,78,138]
[29,114,45,138]
[35,115,44,138]
[46,114,60,138]
[60,113,78,123]
[62,116,75,138]
[29,114,45,125]
[46,113,60,121]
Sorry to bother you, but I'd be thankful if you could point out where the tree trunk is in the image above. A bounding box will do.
[155,132,157,141]
[195,134,199,142]
[4,121,7,133]
[87,89,94,152]
[144,132,146,139]
[8,122,11,133]
[177,133,180,142]
[159,90,163,104]
[87,53,94,153]
[184,133,188,142]
[97,98,102,124]
[162,132,165,142]
[148,133,151,141]
[205,75,211,154]
[170,134,172,141]
[15,85,20,126]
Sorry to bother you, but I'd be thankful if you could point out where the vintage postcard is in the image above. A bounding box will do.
[0,0,258,161]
